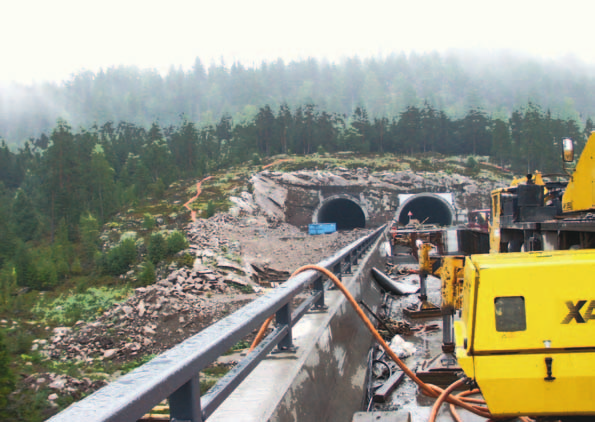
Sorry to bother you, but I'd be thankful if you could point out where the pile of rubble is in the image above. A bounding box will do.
[18,372,107,408]
[42,213,306,365]
[186,213,240,252]
[42,266,249,363]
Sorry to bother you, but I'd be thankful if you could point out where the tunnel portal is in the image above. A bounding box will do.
[317,198,366,230]
[396,194,454,226]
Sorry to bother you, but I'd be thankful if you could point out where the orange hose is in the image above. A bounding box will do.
[249,315,274,352]
[458,396,486,404]
[291,265,492,418]
[249,264,531,420]
[449,388,488,421]
[429,378,466,422]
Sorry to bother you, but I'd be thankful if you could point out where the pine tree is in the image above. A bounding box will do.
[87,145,116,221]
[0,330,15,419]
[79,213,100,267]
[12,189,38,242]
[491,119,512,167]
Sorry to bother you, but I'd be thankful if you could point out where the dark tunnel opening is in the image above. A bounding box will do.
[397,195,453,226]
[317,198,366,230]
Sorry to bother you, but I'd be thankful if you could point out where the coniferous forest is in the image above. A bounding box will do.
[1,51,595,419]
[0,100,591,291]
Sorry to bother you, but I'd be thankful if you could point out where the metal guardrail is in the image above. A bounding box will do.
[48,225,386,422]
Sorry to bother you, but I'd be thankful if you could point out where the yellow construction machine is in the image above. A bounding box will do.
[450,133,595,418]
[490,133,595,253]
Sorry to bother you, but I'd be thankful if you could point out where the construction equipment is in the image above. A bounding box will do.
[490,133,595,253]
[416,255,465,385]
[455,250,595,417]
[403,241,441,318]
[453,133,595,418]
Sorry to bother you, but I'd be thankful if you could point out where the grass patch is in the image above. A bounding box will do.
[223,339,250,355]
[32,287,132,326]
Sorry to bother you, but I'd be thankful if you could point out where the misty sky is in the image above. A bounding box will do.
[2,0,594,84]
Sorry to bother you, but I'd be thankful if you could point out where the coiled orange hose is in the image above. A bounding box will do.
[290,265,492,418]
[249,264,533,421]
[428,378,466,422]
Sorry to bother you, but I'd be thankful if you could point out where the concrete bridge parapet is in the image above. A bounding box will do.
[208,231,388,422]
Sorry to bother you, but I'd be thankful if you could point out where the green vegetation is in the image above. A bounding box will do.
[147,233,167,265]
[0,330,15,420]
[32,287,131,326]
[137,261,156,286]
[99,238,137,276]
[167,230,189,255]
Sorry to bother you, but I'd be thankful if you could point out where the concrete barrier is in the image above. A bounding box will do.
[209,233,388,422]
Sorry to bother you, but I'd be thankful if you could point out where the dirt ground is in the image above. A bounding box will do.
[148,216,374,355]
[223,215,373,274]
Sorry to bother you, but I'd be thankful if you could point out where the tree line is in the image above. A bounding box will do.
[0,101,591,291]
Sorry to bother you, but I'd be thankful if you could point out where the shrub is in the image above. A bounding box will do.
[148,178,165,198]
[167,231,188,255]
[14,244,38,289]
[142,213,156,230]
[175,253,194,268]
[147,233,167,265]
[101,239,137,275]
[205,200,216,218]
[0,265,16,311]
[36,258,58,289]
[71,257,83,275]
[465,156,480,176]
[137,261,156,286]
[79,213,100,262]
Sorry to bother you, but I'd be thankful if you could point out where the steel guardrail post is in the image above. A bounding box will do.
[313,276,326,309]
[169,374,202,422]
[344,251,352,274]
[275,303,294,351]
[333,262,342,282]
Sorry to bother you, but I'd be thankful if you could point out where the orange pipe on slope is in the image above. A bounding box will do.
[262,158,292,169]
[183,176,213,222]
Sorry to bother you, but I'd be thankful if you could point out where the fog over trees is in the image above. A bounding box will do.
[1,51,594,145]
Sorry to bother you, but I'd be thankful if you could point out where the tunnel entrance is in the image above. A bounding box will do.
[317,198,366,230]
[396,194,454,226]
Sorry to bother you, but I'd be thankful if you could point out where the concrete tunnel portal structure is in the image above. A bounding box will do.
[395,193,455,226]
[315,196,367,230]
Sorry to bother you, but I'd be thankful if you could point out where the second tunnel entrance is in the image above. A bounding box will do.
[396,193,454,226]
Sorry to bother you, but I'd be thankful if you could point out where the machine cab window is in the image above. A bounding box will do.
[494,296,527,332]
